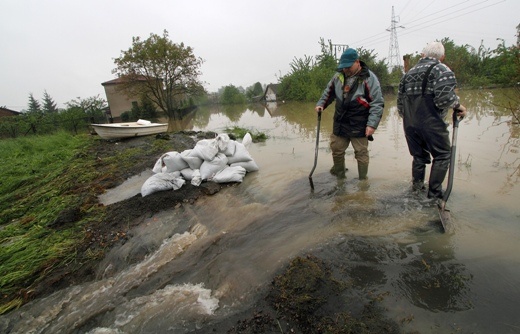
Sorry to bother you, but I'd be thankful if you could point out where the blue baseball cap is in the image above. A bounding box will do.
[337,48,359,70]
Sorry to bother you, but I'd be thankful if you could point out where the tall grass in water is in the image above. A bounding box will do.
[0,132,92,314]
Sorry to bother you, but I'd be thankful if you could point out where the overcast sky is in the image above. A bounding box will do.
[1,0,518,110]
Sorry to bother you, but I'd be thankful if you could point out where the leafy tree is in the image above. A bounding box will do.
[42,91,58,114]
[441,38,480,87]
[0,116,21,138]
[403,53,421,73]
[113,30,205,120]
[220,85,247,104]
[139,95,159,120]
[65,95,107,123]
[489,38,520,86]
[357,48,391,88]
[125,95,159,121]
[252,82,264,96]
[471,42,495,87]
[310,46,338,98]
[245,82,264,100]
[59,107,89,135]
[278,42,391,102]
[278,55,316,101]
[388,66,404,89]
[407,37,519,88]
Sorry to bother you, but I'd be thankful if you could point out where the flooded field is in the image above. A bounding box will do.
[1,88,518,333]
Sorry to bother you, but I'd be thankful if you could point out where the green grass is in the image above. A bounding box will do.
[0,132,88,222]
[224,126,268,142]
[0,131,173,314]
[0,132,96,312]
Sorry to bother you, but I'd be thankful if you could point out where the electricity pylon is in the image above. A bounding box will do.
[387,6,404,73]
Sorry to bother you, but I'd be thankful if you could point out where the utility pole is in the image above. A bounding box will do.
[327,39,349,59]
[387,6,404,73]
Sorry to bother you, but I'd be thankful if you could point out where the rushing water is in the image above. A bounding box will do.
[1,88,519,333]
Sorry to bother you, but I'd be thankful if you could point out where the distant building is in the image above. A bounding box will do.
[0,106,21,117]
[101,76,152,121]
[262,84,279,102]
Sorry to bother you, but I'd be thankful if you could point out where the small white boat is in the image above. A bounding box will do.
[91,121,168,140]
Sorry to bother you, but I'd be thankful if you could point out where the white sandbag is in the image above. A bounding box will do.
[163,151,189,172]
[191,169,202,186]
[141,172,185,197]
[181,149,203,170]
[170,175,185,190]
[190,139,219,161]
[215,133,230,151]
[220,139,236,157]
[153,151,189,173]
[212,166,247,183]
[152,157,165,173]
[242,132,252,148]
[230,160,259,172]
[199,153,228,180]
[227,142,253,164]
[180,167,194,181]
[137,119,151,125]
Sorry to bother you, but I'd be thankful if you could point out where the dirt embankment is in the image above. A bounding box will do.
[28,131,231,299]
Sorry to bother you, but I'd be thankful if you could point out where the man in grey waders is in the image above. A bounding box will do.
[397,41,467,200]
[315,48,384,179]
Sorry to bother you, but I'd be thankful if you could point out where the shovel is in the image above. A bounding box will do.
[438,110,463,233]
[309,111,321,189]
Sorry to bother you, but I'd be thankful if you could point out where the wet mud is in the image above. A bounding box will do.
[220,254,402,334]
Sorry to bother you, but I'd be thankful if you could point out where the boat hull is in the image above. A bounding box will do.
[91,122,168,140]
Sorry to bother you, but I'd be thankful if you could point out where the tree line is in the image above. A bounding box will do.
[2,28,518,138]
[277,36,520,102]
[0,94,109,139]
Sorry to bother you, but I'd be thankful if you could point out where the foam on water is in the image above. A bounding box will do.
[1,224,214,334]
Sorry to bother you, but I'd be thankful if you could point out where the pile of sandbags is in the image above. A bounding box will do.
[141,133,259,197]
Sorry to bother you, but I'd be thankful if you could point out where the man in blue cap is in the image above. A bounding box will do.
[315,48,384,179]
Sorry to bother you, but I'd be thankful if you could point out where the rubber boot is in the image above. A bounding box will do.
[412,161,426,192]
[330,156,346,178]
[427,159,450,199]
[357,163,368,180]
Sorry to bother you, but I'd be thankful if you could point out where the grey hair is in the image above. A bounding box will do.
[422,41,445,59]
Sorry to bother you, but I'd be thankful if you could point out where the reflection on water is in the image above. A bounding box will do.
[0,89,518,333]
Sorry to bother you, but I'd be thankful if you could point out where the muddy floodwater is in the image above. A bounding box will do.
[1,88,519,333]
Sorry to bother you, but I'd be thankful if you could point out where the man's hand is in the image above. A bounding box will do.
[365,126,375,137]
[454,104,467,117]
[315,106,323,113]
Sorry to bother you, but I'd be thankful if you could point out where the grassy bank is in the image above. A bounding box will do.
[0,131,176,314]
[0,132,96,313]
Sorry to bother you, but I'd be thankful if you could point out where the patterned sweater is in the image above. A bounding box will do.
[397,57,459,117]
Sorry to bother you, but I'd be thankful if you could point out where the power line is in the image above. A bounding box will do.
[411,0,442,18]
[401,0,496,29]
[400,0,472,27]
[349,0,505,52]
[398,0,507,40]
